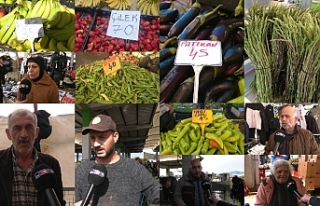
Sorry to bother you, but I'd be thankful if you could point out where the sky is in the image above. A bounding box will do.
[0,104,75,117]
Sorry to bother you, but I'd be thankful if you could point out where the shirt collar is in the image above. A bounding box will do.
[11,145,39,164]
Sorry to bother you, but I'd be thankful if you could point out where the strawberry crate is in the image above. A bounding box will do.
[80,8,160,53]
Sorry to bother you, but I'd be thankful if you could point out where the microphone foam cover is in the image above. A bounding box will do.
[201,180,211,190]
[32,164,57,191]
[286,181,297,192]
[19,79,32,94]
[88,164,107,186]
[274,130,286,143]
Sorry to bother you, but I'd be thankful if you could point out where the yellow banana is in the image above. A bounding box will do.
[56,42,69,51]
[108,0,120,9]
[1,14,21,45]
[44,1,62,28]
[23,40,32,51]
[68,38,75,51]
[0,8,19,27]
[150,0,159,16]
[67,35,74,50]
[0,13,17,43]
[54,4,70,29]
[136,0,145,10]
[46,20,74,42]
[15,44,26,51]
[39,34,50,48]
[48,37,58,51]
[7,32,17,47]
[29,0,46,18]
[41,0,51,19]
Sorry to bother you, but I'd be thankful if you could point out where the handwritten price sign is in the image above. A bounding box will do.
[192,109,213,123]
[174,40,222,66]
[107,10,141,41]
[15,18,44,41]
[102,56,121,75]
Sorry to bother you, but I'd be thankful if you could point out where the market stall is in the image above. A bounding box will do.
[74,0,159,52]
[159,0,245,104]
[0,0,75,52]
[159,103,245,155]
[244,0,320,103]
[1,51,76,103]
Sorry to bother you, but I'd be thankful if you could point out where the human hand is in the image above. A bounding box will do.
[299,194,311,205]
[208,196,220,206]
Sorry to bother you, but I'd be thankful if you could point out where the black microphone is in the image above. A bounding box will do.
[19,79,32,101]
[81,164,107,206]
[287,181,307,204]
[32,164,61,206]
[273,130,286,154]
[201,180,213,204]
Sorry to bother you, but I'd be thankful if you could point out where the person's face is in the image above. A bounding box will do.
[190,160,202,178]
[28,62,40,80]
[6,113,39,156]
[280,107,297,131]
[274,165,290,184]
[90,130,119,159]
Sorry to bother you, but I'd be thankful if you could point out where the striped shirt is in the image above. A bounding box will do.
[11,147,38,206]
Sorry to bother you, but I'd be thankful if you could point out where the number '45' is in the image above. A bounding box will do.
[189,48,208,60]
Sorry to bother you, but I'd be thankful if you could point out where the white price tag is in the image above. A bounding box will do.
[15,18,44,41]
[174,40,222,66]
[106,10,140,41]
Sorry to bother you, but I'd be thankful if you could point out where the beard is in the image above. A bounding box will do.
[95,142,116,159]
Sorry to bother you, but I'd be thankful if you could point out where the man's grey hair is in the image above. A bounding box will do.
[8,109,38,128]
[270,158,294,175]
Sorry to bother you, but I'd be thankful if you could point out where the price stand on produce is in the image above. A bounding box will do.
[15,17,44,52]
[102,56,121,75]
[107,10,141,41]
[175,40,222,135]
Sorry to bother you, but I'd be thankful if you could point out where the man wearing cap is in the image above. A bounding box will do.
[75,114,160,206]
[16,56,59,103]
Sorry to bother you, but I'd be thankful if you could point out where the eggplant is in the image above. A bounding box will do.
[160,23,173,36]
[171,77,194,103]
[233,29,244,44]
[223,63,243,76]
[204,80,236,102]
[167,0,201,38]
[222,37,233,54]
[160,65,194,103]
[160,47,177,61]
[210,18,244,43]
[160,1,172,10]
[194,26,214,40]
[160,56,175,79]
[223,45,244,65]
[160,36,178,49]
[177,5,222,40]
[215,89,235,103]
[160,9,179,24]
[160,36,168,43]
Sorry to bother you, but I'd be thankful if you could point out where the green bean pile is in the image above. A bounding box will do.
[75,61,159,103]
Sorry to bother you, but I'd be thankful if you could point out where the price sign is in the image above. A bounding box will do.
[192,109,213,135]
[107,10,141,41]
[15,18,44,40]
[102,56,121,75]
[175,40,222,66]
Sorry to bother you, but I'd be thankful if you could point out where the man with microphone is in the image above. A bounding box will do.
[264,105,320,155]
[0,108,65,205]
[75,114,160,206]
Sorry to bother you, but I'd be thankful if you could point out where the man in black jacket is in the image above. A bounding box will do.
[0,108,65,206]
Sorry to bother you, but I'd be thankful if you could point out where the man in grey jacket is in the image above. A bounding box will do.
[75,114,160,206]
[174,158,210,206]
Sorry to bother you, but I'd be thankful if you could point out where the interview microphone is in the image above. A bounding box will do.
[32,164,61,206]
[81,164,107,206]
[19,79,32,101]
[201,180,213,204]
[273,130,286,154]
[287,181,308,204]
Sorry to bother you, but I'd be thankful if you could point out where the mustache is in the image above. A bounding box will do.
[18,138,30,144]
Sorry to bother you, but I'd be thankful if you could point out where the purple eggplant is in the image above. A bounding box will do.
[233,29,244,44]
[215,89,235,103]
[223,45,244,65]
[167,0,201,38]
[205,80,236,102]
[160,9,179,24]
[160,1,172,10]
[223,63,243,76]
[210,18,244,43]
[160,66,194,103]
[222,37,234,54]
[171,77,194,103]
[160,23,173,36]
[177,5,222,40]
[160,47,177,61]
[194,26,214,40]
[160,56,175,79]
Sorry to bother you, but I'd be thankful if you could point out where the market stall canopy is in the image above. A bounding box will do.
[75,104,159,153]
[159,155,183,169]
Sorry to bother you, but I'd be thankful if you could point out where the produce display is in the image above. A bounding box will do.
[75,52,159,103]
[0,0,75,52]
[245,4,320,103]
[159,0,245,104]
[136,0,159,15]
[160,113,245,155]
[75,8,160,52]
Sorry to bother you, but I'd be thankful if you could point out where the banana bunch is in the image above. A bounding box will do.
[76,0,101,7]
[136,0,159,16]
[105,0,132,10]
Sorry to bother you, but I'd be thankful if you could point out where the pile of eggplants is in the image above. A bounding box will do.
[160,0,245,103]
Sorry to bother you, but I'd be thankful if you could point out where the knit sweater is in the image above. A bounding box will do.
[75,155,160,206]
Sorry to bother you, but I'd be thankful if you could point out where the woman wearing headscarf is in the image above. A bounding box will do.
[16,56,59,103]
[255,159,307,206]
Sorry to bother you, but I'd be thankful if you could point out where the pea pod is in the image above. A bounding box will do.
[201,139,210,154]
[219,130,232,140]
[225,135,240,142]
[160,147,172,155]
[206,148,217,155]
[185,142,198,155]
[223,141,239,153]
[173,124,190,149]
[189,129,198,142]
[205,133,223,150]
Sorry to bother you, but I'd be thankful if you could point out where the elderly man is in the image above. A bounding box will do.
[265,105,320,155]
